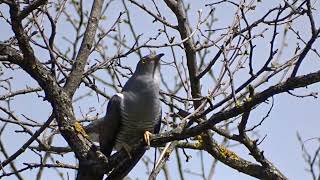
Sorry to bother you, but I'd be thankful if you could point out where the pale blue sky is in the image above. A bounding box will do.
[0,1,320,180]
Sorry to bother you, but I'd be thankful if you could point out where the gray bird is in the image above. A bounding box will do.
[99,53,163,179]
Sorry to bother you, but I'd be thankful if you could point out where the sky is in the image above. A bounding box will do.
[0,0,320,180]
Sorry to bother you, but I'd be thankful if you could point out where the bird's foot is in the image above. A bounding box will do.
[144,131,153,149]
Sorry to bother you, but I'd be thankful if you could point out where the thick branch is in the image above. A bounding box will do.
[64,0,104,96]
[164,0,202,108]
[0,43,105,179]
[203,139,287,180]
[151,70,320,144]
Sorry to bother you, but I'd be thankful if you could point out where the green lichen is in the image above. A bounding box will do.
[74,121,89,138]
[218,145,240,161]
[194,135,204,149]
[235,101,242,107]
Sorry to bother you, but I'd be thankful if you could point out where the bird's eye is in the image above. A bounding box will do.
[141,59,147,64]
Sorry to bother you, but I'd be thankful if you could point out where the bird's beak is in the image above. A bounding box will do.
[156,53,164,59]
[152,53,163,75]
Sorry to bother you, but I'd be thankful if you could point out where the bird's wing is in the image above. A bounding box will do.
[154,107,162,133]
[99,93,123,157]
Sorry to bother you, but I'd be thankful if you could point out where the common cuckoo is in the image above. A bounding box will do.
[98,53,163,179]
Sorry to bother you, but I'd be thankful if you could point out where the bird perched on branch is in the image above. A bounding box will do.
[98,53,164,179]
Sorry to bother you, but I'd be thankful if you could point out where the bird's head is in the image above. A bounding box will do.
[135,53,164,78]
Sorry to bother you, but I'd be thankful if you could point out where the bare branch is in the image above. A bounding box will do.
[64,0,104,96]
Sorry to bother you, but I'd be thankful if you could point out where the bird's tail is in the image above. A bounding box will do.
[76,163,105,180]
[106,149,146,180]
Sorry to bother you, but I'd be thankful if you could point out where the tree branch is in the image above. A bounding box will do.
[19,0,48,20]
[64,0,104,96]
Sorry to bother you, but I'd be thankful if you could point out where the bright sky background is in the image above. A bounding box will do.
[0,0,320,180]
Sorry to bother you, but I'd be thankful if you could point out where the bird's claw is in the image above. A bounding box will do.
[144,131,153,149]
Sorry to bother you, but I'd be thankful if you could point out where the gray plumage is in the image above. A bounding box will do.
[98,53,163,179]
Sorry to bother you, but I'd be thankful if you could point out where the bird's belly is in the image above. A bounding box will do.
[114,97,159,149]
[114,120,155,150]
